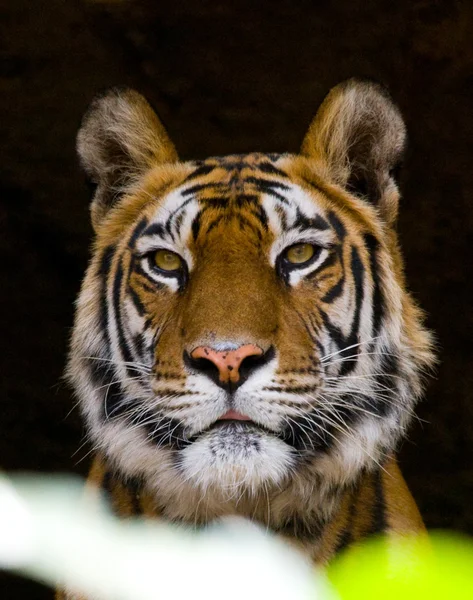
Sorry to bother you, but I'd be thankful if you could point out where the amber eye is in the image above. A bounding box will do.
[153,249,183,272]
[285,243,315,265]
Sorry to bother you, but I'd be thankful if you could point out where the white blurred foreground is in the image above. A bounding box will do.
[0,475,334,600]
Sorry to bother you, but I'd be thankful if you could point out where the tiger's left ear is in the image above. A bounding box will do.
[301,79,406,225]
[77,87,178,231]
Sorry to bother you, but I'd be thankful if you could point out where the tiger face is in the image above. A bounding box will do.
[68,81,434,511]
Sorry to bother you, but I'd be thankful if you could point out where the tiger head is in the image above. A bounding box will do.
[68,80,434,510]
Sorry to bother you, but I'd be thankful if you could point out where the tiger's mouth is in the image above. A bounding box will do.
[192,412,287,444]
[193,408,271,437]
[218,409,252,422]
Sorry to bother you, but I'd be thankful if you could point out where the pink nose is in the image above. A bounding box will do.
[190,344,263,384]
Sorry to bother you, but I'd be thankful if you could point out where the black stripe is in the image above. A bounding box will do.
[319,245,365,376]
[103,470,142,517]
[293,307,319,347]
[244,176,291,204]
[133,332,146,360]
[293,209,329,231]
[102,470,114,500]
[145,412,190,449]
[244,176,290,192]
[128,217,148,248]
[252,203,269,229]
[104,382,127,420]
[236,213,262,233]
[122,476,144,515]
[128,283,146,316]
[174,212,185,234]
[263,385,318,394]
[307,312,320,338]
[319,310,345,355]
[133,261,166,289]
[98,245,116,277]
[113,260,135,370]
[321,275,345,303]
[369,469,386,535]
[339,245,365,375]
[208,158,247,172]
[98,245,116,352]
[106,398,190,451]
[164,212,176,240]
[183,164,215,182]
[205,215,225,235]
[277,366,320,376]
[143,222,165,238]
[200,196,229,208]
[156,194,194,230]
[265,189,290,204]
[279,407,332,452]
[300,176,327,197]
[234,193,259,207]
[327,210,346,239]
[191,213,201,240]
[335,488,357,553]
[305,251,338,283]
[181,182,226,197]
[363,233,384,338]
[87,355,127,421]
[257,162,288,177]
[150,388,192,396]
[275,204,288,231]
[324,393,363,430]
[372,353,400,417]
[274,514,324,541]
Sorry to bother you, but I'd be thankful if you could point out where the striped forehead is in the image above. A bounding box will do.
[134,186,201,257]
[135,167,335,255]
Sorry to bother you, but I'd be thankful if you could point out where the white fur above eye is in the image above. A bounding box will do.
[138,256,181,292]
[287,249,330,287]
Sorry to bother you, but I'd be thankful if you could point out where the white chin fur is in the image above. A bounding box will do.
[179,424,295,496]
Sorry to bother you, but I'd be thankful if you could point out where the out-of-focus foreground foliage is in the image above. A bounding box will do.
[0,475,472,600]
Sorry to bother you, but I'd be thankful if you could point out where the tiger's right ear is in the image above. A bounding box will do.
[77,88,178,230]
[301,79,406,225]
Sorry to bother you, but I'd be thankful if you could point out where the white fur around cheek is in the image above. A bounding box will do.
[313,414,400,487]
[234,359,285,430]
[179,432,295,494]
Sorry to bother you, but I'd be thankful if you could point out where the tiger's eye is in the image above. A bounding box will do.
[285,243,315,265]
[153,250,183,272]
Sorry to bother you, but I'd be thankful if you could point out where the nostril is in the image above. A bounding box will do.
[184,344,275,390]
[239,346,275,377]
[184,352,220,378]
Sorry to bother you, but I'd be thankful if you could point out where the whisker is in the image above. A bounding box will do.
[90,375,147,395]
[309,405,389,474]
[322,350,400,368]
[81,355,151,374]
[320,337,381,362]
[319,388,417,417]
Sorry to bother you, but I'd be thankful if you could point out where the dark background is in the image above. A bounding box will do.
[1,0,473,597]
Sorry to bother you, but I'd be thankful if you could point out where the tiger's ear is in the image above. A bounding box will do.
[77,87,178,230]
[301,79,406,225]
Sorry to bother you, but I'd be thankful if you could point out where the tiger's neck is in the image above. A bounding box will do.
[86,454,424,564]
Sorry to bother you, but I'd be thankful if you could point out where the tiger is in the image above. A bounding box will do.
[59,78,434,598]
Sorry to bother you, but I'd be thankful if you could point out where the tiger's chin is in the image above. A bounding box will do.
[178,421,295,496]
